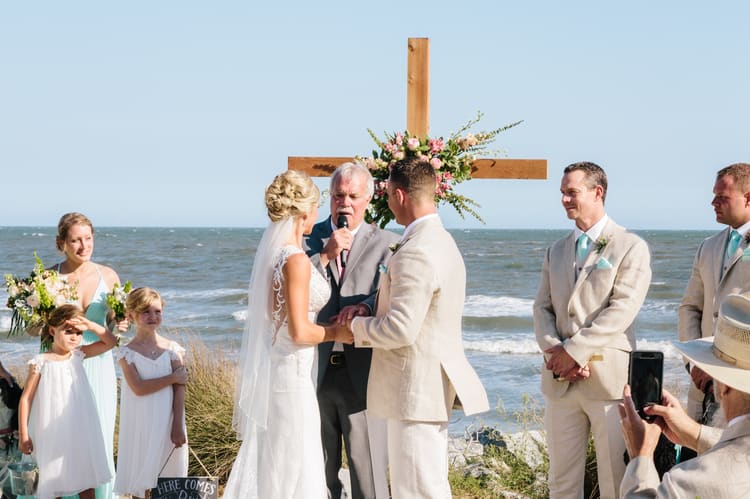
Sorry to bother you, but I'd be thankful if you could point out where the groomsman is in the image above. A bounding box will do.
[345,156,489,499]
[679,162,750,421]
[305,162,399,499]
[534,161,652,499]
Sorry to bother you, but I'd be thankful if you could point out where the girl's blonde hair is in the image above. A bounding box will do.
[56,212,94,251]
[45,304,85,344]
[265,170,319,223]
[125,287,165,316]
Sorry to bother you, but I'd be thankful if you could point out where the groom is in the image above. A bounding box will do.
[345,156,489,499]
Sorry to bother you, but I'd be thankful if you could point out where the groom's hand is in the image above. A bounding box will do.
[333,303,370,325]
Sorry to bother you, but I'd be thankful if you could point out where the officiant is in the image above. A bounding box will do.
[305,161,399,499]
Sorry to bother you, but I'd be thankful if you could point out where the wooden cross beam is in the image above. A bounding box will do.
[289,38,547,180]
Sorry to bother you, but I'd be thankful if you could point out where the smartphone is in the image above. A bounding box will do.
[628,351,664,420]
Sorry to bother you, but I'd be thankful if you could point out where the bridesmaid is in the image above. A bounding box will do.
[54,212,128,499]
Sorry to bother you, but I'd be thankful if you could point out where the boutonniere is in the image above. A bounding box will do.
[389,242,402,254]
[595,236,610,254]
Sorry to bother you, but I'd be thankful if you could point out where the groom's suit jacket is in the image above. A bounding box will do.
[679,227,750,343]
[351,216,489,422]
[306,217,399,398]
[534,218,652,400]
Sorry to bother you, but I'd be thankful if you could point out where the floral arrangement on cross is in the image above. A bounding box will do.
[358,112,522,228]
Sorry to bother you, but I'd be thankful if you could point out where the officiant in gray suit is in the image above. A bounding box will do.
[305,162,399,499]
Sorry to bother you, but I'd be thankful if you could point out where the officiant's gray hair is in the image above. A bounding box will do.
[331,161,374,199]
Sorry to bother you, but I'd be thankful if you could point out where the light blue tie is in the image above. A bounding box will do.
[727,230,742,260]
[576,234,591,262]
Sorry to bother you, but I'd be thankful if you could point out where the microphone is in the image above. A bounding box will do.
[337,215,349,268]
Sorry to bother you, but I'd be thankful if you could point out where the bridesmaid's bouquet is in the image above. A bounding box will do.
[4,254,79,338]
[105,280,132,322]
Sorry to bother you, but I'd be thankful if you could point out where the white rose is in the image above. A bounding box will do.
[26,293,40,308]
[54,294,67,307]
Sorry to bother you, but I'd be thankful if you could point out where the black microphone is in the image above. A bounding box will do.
[337,215,349,268]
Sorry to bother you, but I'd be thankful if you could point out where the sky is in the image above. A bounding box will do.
[1,1,748,230]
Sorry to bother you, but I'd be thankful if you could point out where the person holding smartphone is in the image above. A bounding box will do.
[620,293,750,498]
[534,162,652,499]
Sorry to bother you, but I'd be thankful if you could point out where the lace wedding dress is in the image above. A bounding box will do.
[223,244,330,499]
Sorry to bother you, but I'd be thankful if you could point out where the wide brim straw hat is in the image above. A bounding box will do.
[674,293,750,395]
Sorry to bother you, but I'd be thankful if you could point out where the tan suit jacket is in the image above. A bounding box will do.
[534,219,652,400]
[351,216,489,422]
[679,227,750,342]
[678,228,750,418]
[620,417,750,498]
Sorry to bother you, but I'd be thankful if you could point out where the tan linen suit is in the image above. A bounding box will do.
[351,216,489,498]
[620,417,750,498]
[678,228,750,419]
[534,219,651,499]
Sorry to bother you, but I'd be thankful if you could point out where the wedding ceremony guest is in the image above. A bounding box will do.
[305,162,399,499]
[223,170,352,499]
[18,304,117,499]
[533,161,652,498]
[679,162,750,422]
[620,292,750,498]
[344,156,489,499]
[114,287,188,499]
[54,211,129,498]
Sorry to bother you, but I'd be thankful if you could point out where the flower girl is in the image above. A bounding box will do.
[17,304,116,499]
[114,287,188,499]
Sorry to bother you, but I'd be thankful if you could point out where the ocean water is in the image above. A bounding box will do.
[0,227,711,433]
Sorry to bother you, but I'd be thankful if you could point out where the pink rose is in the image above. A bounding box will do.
[430,157,442,169]
[27,293,40,308]
[407,137,420,151]
[429,138,444,154]
[393,150,405,161]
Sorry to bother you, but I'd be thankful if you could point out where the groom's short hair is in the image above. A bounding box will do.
[388,156,436,202]
[564,161,608,203]
[717,163,750,193]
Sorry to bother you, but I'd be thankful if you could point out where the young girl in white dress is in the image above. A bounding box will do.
[17,304,117,499]
[223,170,353,499]
[114,287,188,499]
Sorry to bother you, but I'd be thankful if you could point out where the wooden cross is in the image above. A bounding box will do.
[288,37,547,180]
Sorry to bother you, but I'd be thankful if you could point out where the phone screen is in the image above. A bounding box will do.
[628,351,664,420]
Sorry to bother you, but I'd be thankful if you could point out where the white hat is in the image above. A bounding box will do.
[674,293,750,394]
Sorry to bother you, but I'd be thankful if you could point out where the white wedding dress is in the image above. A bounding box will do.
[223,245,330,499]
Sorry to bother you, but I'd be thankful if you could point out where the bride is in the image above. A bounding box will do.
[223,170,351,498]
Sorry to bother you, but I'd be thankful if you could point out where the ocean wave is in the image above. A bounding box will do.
[233,310,247,321]
[464,337,682,360]
[464,338,540,354]
[160,288,245,301]
[463,295,533,318]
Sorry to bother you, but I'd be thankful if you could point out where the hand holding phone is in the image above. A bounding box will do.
[628,351,664,420]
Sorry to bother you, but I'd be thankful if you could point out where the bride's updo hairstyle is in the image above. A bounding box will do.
[265,170,319,223]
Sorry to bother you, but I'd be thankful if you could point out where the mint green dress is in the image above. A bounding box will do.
[80,269,117,499]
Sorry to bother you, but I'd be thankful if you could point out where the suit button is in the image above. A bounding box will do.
[569,313,575,317]
[713,312,719,318]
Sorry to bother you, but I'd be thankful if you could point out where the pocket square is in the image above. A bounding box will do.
[595,257,613,269]
[742,248,750,261]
